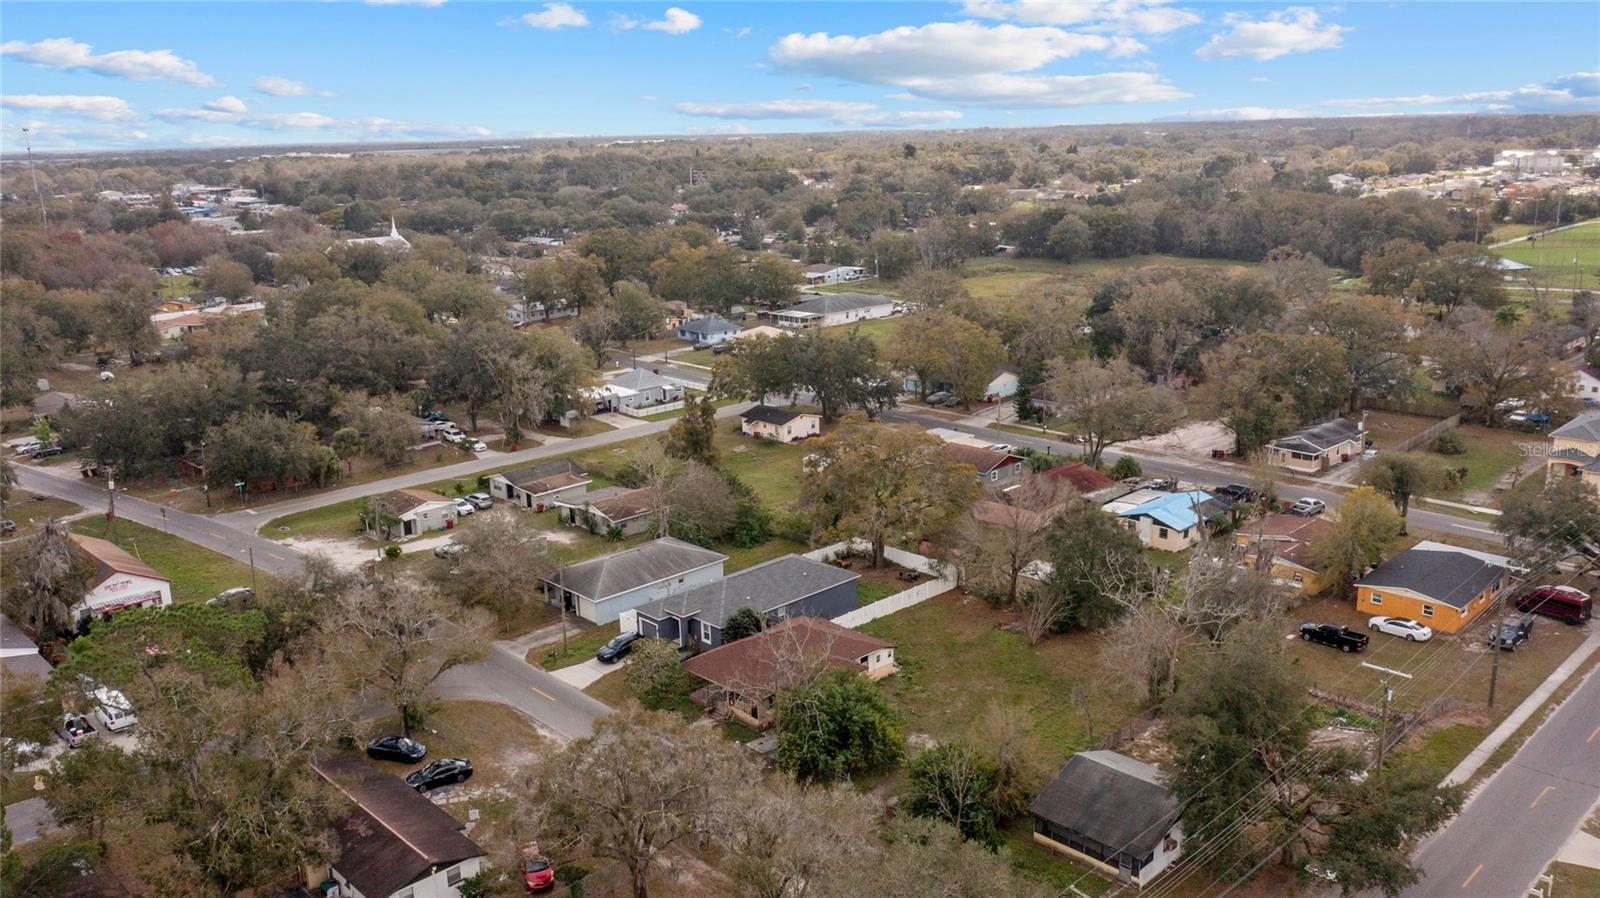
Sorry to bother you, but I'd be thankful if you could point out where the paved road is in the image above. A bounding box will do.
[1401,662,1600,897]
[13,464,307,578]
[435,640,610,742]
[3,797,54,845]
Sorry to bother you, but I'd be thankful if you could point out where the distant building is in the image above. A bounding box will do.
[802,264,866,285]
[740,405,821,442]
[487,459,591,510]
[771,292,895,329]
[1115,490,1227,552]
[1233,513,1335,592]
[676,316,740,345]
[634,554,861,650]
[367,489,457,539]
[1496,149,1565,174]
[344,217,412,253]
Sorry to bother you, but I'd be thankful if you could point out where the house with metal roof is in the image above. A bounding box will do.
[771,292,895,329]
[69,534,174,625]
[1,613,52,679]
[1355,541,1513,634]
[1115,490,1227,552]
[1030,750,1184,887]
[313,755,485,898]
[590,367,685,413]
[487,459,591,510]
[541,537,727,625]
[1546,410,1600,490]
[1264,418,1367,473]
[632,554,859,649]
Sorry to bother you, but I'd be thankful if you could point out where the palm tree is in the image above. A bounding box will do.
[1494,302,1528,326]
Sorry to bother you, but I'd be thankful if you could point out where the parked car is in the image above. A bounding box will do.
[924,391,951,406]
[0,520,15,535]
[1515,585,1593,624]
[87,686,138,732]
[1488,614,1535,651]
[426,410,448,422]
[523,854,556,893]
[1214,484,1259,504]
[1287,497,1326,516]
[692,341,714,351]
[12,439,42,456]
[987,443,1013,453]
[367,734,428,763]
[406,757,473,791]
[454,498,476,516]
[440,426,465,442]
[596,631,641,664]
[466,492,494,510]
[31,446,63,459]
[711,342,736,355]
[433,542,466,559]
[459,438,489,453]
[58,714,98,748]
[941,396,964,408]
[1299,623,1369,653]
[1367,616,1433,642]
[208,586,254,606]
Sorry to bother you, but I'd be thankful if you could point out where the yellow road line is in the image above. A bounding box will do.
[1588,725,1600,744]
[1461,864,1483,889]
[529,686,554,701]
[1531,785,1555,808]
[267,552,285,561]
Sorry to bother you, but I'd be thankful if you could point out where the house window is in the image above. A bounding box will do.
[396,889,415,898]
[1369,593,1382,605]
[447,865,463,885]
[1158,527,1169,539]
[1421,605,1435,618]
[1164,834,1179,853]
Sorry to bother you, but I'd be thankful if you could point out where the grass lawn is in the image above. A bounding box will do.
[857,579,898,607]
[835,317,899,348]
[158,274,198,298]
[959,254,1257,304]
[265,497,367,540]
[1362,411,1444,451]
[2,490,82,536]
[68,518,254,603]
[718,417,810,511]
[1547,862,1600,895]
[1002,819,1112,896]
[530,624,614,670]
[1497,219,1600,281]
[1434,424,1537,501]
[859,591,1145,758]
[723,536,809,572]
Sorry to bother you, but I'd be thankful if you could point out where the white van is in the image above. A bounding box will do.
[89,687,138,732]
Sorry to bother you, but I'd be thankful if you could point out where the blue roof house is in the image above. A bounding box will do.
[1115,490,1227,551]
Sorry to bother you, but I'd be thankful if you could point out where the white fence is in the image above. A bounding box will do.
[805,539,956,627]
[618,399,685,418]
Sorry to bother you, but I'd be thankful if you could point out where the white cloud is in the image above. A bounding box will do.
[1156,105,1305,121]
[204,95,248,113]
[1195,8,1348,61]
[674,97,961,128]
[1,94,138,121]
[0,37,215,86]
[609,12,639,30]
[254,76,333,97]
[1,119,152,148]
[513,3,589,30]
[961,0,1201,34]
[1250,76,1272,83]
[1322,71,1600,113]
[644,8,701,34]
[894,71,1187,107]
[154,107,240,123]
[154,102,490,138]
[772,22,1114,81]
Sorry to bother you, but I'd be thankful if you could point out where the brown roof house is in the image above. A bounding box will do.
[553,486,658,537]
[313,755,485,898]
[945,443,1027,484]
[364,489,458,540]
[69,534,173,625]
[1233,513,1335,593]
[682,617,895,729]
[487,459,591,510]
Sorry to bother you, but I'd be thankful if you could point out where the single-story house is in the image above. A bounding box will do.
[901,365,1019,402]
[594,368,684,412]
[313,755,485,898]
[1030,750,1184,887]
[553,486,657,537]
[1233,513,1335,593]
[771,292,895,329]
[1355,541,1513,634]
[1100,486,1175,516]
[1,613,52,679]
[1265,418,1366,473]
[1041,463,1115,496]
[367,489,458,540]
[681,616,895,728]
[944,443,1027,483]
[488,459,591,510]
[802,264,866,285]
[154,312,208,341]
[1568,362,1600,404]
[740,405,821,442]
[69,534,174,625]
[541,537,727,625]
[633,554,859,649]
[1546,410,1600,490]
[1115,490,1226,552]
[677,316,740,345]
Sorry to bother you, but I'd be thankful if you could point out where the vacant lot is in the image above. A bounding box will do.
[1497,219,1600,281]
[68,518,255,603]
[1361,411,1443,451]
[2,491,82,537]
[1359,412,1537,503]
[959,254,1257,304]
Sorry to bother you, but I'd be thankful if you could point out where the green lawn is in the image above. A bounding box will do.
[1431,425,1537,502]
[1548,862,1600,896]
[265,498,367,540]
[68,518,254,604]
[530,624,616,670]
[718,417,811,511]
[837,317,899,348]
[1486,222,1543,243]
[1496,219,1600,282]
[158,274,198,299]
[959,254,1258,304]
[857,579,898,607]
[2,491,82,537]
[1002,819,1112,896]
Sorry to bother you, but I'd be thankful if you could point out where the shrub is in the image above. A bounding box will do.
[1108,456,1142,479]
[1432,428,1466,455]
[906,741,1001,847]
[383,544,401,559]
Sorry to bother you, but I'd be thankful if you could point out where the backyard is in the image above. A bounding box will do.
[1360,411,1537,504]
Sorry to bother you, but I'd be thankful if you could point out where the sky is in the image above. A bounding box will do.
[1,1,1596,152]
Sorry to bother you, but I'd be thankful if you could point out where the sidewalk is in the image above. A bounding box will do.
[1443,628,1600,787]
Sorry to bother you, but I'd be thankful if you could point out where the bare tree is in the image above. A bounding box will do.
[436,509,553,618]
[725,777,883,898]
[951,473,1062,604]
[12,519,91,639]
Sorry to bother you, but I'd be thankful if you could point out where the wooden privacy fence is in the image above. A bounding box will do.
[1391,413,1463,454]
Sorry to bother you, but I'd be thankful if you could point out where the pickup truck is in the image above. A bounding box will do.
[1299,623,1369,653]
[59,713,98,748]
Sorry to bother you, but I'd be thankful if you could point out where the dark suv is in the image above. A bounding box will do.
[1488,614,1534,651]
[596,631,642,664]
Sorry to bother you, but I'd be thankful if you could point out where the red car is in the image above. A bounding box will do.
[522,854,555,892]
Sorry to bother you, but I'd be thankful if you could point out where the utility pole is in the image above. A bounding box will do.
[248,546,258,595]
[1361,661,1413,779]
[21,127,47,228]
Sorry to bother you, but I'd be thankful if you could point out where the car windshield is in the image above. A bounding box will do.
[606,635,631,648]
[524,859,551,872]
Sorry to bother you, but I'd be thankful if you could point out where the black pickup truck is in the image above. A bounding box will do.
[1299,623,1369,653]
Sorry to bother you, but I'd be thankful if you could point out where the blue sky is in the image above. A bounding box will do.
[1,1,1595,151]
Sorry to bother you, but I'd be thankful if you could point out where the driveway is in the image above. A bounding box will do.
[4,798,54,845]
[549,656,626,689]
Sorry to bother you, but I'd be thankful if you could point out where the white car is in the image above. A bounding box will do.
[1287,497,1326,516]
[467,439,488,452]
[453,498,475,516]
[1368,616,1433,642]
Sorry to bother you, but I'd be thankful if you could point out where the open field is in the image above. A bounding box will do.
[158,274,198,298]
[959,254,1258,303]
[68,518,255,603]
[1497,219,1600,282]
[1,490,83,536]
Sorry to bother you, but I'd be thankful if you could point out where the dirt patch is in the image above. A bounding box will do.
[280,536,380,571]
[1122,419,1236,457]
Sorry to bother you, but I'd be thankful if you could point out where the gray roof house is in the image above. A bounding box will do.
[677,316,740,344]
[632,554,859,649]
[1,613,51,679]
[487,459,591,509]
[772,292,896,328]
[1551,410,1600,443]
[1264,417,1367,473]
[541,537,727,625]
[1030,750,1184,887]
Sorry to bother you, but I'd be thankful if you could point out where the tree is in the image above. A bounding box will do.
[1361,238,1431,300]
[663,391,718,464]
[742,253,802,309]
[570,299,619,365]
[801,418,979,567]
[948,472,1062,606]
[525,708,755,898]
[431,320,523,431]
[328,578,492,734]
[908,313,1007,409]
[665,461,737,544]
[1114,278,1208,382]
[906,742,1000,846]
[1201,332,1352,455]
[776,667,904,783]
[1498,475,1600,561]
[1362,453,1445,531]
[330,426,363,473]
[724,778,881,898]
[1298,293,1414,412]
[435,510,553,620]
[1417,243,1506,315]
[200,257,254,300]
[10,520,91,640]
[96,274,160,364]
[1430,325,1568,426]
[716,331,895,422]
[1047,358,1183,466]
[1035,498,1147,632]
[611,279,667,342]
[342,400,416,467]
[623,637,688,710]
[204,411,335,491]
[970,704,1045,822]
[1307,487,1403,591]
[722,607,764,643]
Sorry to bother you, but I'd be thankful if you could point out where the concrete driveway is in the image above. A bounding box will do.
[549,656,626,689]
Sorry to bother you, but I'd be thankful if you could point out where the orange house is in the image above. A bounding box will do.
[1354,541,1513,634]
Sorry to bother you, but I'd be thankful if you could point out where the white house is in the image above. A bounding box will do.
[343,217,412,253]
[488,459,591,510]
[70,534,174,625]
[802,264,866,285]
[540,537,727,625]
[1570,363,1600,405]
[368,489,458,539]
[676,316,740,345]
[771,292,895,329]
[313,755,486,898]
[741,405,822,442]
[904,365,1019,401]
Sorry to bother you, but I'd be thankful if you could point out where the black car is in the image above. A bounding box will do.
[31,446,63,459]
[366,734,427,763]
[711,342,736,355]
[1299,622,1369,653]
[1488,614,1535,651]
[596,631,641,664]
[406,757,472,791]
[1214,484,1259,504]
